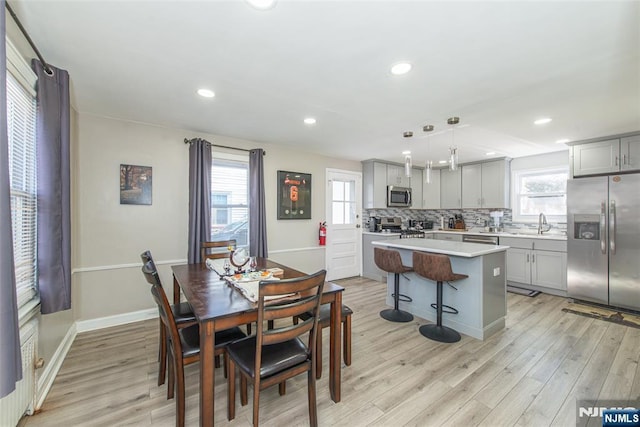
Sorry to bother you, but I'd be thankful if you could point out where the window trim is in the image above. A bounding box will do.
[511,166,568,223]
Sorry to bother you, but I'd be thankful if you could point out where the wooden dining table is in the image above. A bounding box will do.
[171,258,344,427]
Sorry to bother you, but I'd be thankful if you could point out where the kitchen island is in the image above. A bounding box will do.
[371,238,509,340]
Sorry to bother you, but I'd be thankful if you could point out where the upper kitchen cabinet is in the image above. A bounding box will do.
[422,168,441,209]
[410,168,423,209]
[362,160,388,208]
[461,159,510,209]
[571,133,640,177]
[440,168,461,209]
[387,164,410,187]
[621,134,640,171]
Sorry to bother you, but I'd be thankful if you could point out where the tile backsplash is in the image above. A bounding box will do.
[363,208,566,233]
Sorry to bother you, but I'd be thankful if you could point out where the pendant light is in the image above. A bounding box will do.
[423,124,434,184]
[403,131,413,177]
[447,117,460,171]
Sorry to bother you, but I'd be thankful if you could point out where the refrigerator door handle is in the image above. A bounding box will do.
[600,201,607,254]
[610,200,616,255]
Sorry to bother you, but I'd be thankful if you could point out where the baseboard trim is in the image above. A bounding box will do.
[36,323,76,410]
[75,308,158,333]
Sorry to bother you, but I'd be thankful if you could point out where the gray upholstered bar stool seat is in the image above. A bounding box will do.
[412,251,468,343]
[374,247,414,322]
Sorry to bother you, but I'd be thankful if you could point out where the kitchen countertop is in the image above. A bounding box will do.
[363,229,567,241]
[371,238,509,257]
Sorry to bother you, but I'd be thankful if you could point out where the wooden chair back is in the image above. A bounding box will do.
[201,239,237,261]
[256,269,326,362]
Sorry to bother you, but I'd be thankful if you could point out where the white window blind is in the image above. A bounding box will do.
[7,67,38,308]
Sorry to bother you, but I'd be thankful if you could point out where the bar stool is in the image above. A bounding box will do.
[374,247,414,322]
[412,252,468,343]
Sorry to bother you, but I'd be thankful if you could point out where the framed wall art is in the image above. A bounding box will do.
[277,170,311,219]
[120,164,152,205]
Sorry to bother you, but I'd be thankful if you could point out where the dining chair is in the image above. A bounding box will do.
[226,269,326,427]
[142,259,246,427]
[201,239,236,261]
[294,303,352,379]
[140,250,196,386]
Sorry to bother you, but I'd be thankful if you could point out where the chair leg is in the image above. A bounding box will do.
[176,359,185,427]
[223,353,228,379]
[240,375,248,406]
[246,322,252,335]
[158,321,167,386]
[215,355,221,369]
[279,381,286,396]
[252,380,260,427]
[308,368,318,427]
[167,351,175,400]
[344,315,352,366]
[227,358,236,420]
[315,327,323,379]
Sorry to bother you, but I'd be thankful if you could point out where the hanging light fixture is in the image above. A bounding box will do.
[447,117,460,171]
[403,131,413,177]
[422,124,434,184]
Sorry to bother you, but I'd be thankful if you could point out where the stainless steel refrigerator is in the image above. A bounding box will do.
[567,173,640,311]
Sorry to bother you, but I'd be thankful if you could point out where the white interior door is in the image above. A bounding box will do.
[325,169,362,281]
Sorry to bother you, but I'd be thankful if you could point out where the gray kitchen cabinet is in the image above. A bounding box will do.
[410,168,423,209]
[572,139,620,176]
[621,134,640,171]
[440,168,461,209]
[501,237,567,295]
[422,168,441,209]
[461,160,510,208]
[432,232,463,242]
[387,164,410,187]
[362,161,388,209]
[362,233,401,281]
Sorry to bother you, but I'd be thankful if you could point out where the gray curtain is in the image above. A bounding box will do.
[0,0,23,397]
[249,149,268,257]
[187,138,212,264]
[32,60,71,314]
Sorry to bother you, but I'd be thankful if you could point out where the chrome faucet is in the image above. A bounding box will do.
[538,213,550,234]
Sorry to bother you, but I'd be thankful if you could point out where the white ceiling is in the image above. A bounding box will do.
[9,0,640,166]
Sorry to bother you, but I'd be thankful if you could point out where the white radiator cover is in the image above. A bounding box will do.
[0,319,38,427]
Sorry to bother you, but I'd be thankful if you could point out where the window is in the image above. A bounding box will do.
[210,154,249,246]
[6,39,38,308]
[331,179,356,225]
[512,167,568,223]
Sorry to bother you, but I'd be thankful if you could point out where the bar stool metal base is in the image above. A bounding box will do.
[419,324,461,343]
[380,308,414,323]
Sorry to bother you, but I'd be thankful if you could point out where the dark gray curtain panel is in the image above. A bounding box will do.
[32,60,71,314]
[0,0,24,397]
[249,149,268,257]
[187,138,211,264]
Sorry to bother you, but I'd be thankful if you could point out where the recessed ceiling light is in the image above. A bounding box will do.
[556,138,570,144]
[438,160,447,164]
[390,62,412,75]
[197,88,215,98]
[534,117,552,125]
[303,117,316,125]
[486,152,496,156]
[402,150,411,155]
[246,0,277,10]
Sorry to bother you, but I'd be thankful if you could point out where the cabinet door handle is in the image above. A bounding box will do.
[615,156,619,166]
[532,254,535,263]
[623,154,627,165]
[526,254,529,262]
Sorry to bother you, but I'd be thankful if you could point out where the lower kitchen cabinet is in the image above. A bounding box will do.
[362,233,401,281]
[501,237,567,295]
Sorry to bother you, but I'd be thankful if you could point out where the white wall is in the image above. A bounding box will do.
[72,113,360,321]
[510,150,569,171]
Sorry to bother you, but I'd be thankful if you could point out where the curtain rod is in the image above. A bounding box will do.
[5,1,53,75]
[183,138,266,155]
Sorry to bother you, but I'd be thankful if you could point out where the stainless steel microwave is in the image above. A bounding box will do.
[387,186,412,207]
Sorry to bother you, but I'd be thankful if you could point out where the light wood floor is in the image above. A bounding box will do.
[21,277,640,427]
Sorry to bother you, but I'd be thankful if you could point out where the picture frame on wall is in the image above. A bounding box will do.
[120,164,152,205]
[277,170,311,219]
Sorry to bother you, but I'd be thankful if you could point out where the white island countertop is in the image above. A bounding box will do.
[371,237,509,258]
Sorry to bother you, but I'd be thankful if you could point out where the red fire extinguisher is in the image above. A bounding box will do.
[319,221,327,246]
